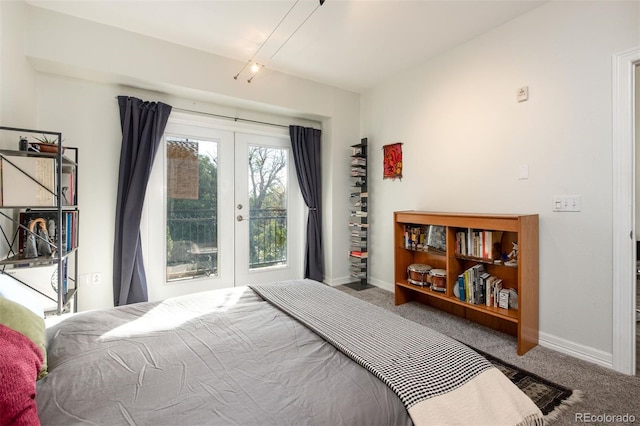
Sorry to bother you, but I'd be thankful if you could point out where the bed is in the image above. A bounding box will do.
[5,279,543,425]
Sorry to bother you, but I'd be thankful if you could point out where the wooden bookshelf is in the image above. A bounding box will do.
[394,211,539,355]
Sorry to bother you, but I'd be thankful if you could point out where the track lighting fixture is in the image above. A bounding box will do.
[233,60,264,83]
[233,0,326,83]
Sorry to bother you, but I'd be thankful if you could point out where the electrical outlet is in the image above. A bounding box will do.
[91,272,102,285]
[552,195,581,212]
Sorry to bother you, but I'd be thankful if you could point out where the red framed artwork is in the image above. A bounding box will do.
[383,142,403,180]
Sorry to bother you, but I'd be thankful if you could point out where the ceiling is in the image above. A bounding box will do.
[26,0,547,93]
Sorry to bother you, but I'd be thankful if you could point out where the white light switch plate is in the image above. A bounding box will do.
[552,195,581,212]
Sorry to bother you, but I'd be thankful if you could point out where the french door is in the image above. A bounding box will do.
[142,113,303,301]
[234,132,303,285]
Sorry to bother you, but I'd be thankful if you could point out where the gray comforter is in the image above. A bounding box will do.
[37,285,412,425]
[251,280,543,426]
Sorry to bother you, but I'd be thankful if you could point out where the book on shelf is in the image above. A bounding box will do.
[349,250,368,258]
[457,274,466,301]
[350,191,368,198]
[350,260,366,268]
[478,271,491,305]
[492,279,503,308]
[0,155,56,207]
[485,276,500,307]
[350,157,366,166]
[349,222,369,228]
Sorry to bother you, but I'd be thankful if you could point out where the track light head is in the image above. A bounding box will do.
[234,0,325,83]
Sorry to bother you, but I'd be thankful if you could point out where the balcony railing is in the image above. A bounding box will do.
[249,208,287,269]
[166,208,287,280]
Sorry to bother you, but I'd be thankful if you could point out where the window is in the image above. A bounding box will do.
[165,137,218,281]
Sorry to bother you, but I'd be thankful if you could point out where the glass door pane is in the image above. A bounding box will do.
[248,145,288,270]
[235,132,303,285]
[165,137,218,281]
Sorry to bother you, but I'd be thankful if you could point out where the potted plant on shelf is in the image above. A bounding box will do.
[31,134,65,153]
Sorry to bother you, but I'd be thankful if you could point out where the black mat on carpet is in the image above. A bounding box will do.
[472,346,583,423]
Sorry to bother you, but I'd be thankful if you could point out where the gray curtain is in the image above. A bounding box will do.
[113,96,172,306]
[289,126,324,281]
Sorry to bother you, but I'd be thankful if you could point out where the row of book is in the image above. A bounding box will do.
[350,167,366,177]
[349,221,368,228]
[349,250,368,258]
[350,157,366,166]
[350,248,367,279]
[350,191,368,198]
[455,229,503,260]
[351,211,367,217]
[18,209,79,256]
[456,264,513,309]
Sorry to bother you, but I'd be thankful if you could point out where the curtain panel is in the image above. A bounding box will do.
[113,96,172,306]
[289,126,324,282]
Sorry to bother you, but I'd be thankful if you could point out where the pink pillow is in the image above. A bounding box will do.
[0,324,43,425]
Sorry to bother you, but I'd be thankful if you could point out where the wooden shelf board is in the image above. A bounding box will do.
[395,280,519,323]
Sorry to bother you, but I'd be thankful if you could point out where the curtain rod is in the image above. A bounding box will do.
[173,107,290,129]
[114,97,290,129]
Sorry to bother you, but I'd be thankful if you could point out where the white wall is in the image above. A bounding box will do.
[361,1,640,366]
[0,3,360,311]
[0,0,37,128]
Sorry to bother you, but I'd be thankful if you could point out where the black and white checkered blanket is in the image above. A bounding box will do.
[251,279,544,426]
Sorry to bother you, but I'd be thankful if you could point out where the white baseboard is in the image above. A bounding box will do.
[368,276,394,293]
[539,331,613,370]
[324,275,354,287]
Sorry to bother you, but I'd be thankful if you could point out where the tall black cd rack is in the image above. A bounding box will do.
[348,138,368,288]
